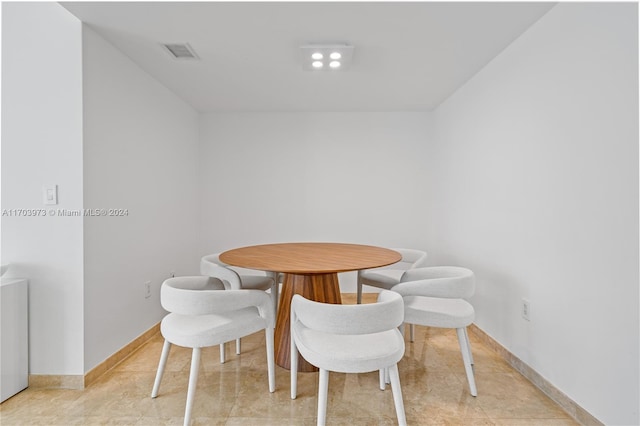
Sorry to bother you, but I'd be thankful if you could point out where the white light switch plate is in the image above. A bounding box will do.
[42,185,58,205]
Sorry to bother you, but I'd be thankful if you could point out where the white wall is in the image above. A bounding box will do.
[199,112,434,290]
[432,3,638,425]
[1,2,84,375]
[82,27,201,371]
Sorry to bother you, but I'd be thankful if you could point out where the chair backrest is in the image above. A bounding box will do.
[290,290,404,335]
[161,276,274,325]
[396,266,475,299]
[200,254,242,289]
[362,248,427,273]
[201,253,224,268]
[393,248,428,269]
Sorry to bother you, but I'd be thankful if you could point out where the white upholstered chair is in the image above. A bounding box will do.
[290,291,407,426]
[201,254,277,362]
[356,248,428,304]
[392,266,477,396]
[151,276,275,426]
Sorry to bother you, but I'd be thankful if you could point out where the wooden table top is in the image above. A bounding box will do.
[219,242,401,274]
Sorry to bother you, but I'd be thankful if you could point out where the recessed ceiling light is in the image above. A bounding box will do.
[299,44,354,71]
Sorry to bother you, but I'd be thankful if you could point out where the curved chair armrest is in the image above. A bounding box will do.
[399,249,428,268]
[394,267,475,299]
[200,256,242,290]
[201,253,225,273]
[291,291,403,335]
[390,248,428,269]
[415,253,429,267]
[162,279,274,326]
[215,289,274,327]
[400,266,472,282]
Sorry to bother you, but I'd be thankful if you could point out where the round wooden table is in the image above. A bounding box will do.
[220,242,401,371]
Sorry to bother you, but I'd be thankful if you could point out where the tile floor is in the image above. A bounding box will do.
[1,295,578,425]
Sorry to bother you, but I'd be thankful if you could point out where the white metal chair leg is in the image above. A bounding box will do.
[151,339,171,398]
[291,328,299,399]
[388,364,407,426]
[183,347,201,426]
[220,339,240,359]
[317,368,329,426]
[265,327,275,393]
[378,367,393,387]
[464,327,474,365]
[270,272,279,314]
[457,327,477,396]
[409,324,415,342]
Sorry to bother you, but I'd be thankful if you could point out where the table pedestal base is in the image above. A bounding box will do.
[274,273,342,372]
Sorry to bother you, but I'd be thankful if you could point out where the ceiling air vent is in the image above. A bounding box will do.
[162,43,199,60]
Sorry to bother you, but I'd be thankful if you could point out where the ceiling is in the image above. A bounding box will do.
[61,2,555,113]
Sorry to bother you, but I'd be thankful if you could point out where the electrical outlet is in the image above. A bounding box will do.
[144,281,151,299]
[522,298,530,321]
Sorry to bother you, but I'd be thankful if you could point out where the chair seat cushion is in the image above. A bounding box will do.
[404,296,474,329]
[240,275,274,291]
[161,307,266,348]
[360,269,404,289]
[292,323,405,373]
